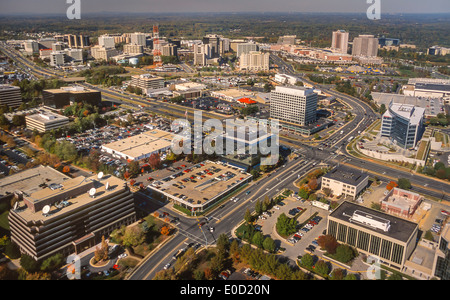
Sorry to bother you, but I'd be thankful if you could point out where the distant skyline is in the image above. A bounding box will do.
[1,0,450,15]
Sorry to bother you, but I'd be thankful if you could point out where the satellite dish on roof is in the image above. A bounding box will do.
[105,182,110,191]
[42,205,51,215]
[89,188,96,197]
[98,172,104,180]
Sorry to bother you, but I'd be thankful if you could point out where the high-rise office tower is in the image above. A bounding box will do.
[270,86,318,126]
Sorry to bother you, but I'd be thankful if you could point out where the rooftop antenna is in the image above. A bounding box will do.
[105,182,110,191]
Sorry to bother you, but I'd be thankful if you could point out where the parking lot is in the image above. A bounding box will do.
[255,195,329,259]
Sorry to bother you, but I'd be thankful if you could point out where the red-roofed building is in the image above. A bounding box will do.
[238,97,257,105]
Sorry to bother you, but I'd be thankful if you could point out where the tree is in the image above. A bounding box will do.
[317,235,339,255]
[216,234,230,254]
[330,268,345,280]
[255,200,262,215]
[276,213,297,237]
[161,226,171,236]
[40,253,64,272]
[263,237,276,253]
[244,208,253,224]
[397,178,411,190]
[252,231,265,248]
[308,177,318,190]
[148,153,161,170]
[301,253,314,268]
[122,225,145,247]
[334,244,355,264]
[386,181,398,191]
[314,260,330,276]
[20,254,40,273]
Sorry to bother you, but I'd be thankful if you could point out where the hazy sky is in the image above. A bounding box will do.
[1,0,450,15]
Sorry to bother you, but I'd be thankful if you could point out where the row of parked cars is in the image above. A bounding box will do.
[288,215,323,244]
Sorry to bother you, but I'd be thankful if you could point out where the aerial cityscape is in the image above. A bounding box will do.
[0,0,449,286]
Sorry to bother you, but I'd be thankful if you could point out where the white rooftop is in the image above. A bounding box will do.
[273,85,315,97]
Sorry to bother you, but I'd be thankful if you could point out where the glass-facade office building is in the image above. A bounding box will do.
[381,102,425,149]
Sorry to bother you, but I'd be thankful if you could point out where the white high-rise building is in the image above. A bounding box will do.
[130,33,147,47]
[98,35,116,49]
[193,43,211,66]
[270,86,318,126]
[239,51,269,72]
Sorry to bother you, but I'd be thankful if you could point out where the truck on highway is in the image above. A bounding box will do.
[347,136,354,143]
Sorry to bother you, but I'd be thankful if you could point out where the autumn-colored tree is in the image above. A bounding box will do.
[62,166,71,173]
[386,181,398,191]
[204,268,214,280]
[123,171,131,180]
[148,153,161,170]
[130,179,136,186]
[317,234,339,255]
[161,226,171,236]
[308,177,318,190]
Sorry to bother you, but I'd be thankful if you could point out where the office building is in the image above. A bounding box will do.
[101,129,174,161]
[277,35,297,45]
[239,51,270,72]
[91,45,118,61]
[98,35,116,49]
[23,40,39,54]
[328,201,419,270]
[63,34,90,49]
[432,223,450,280]
[123,43,144,55]
[25,110,70,133]
[147,161,252,214]
[130,74,165,91]
[193,43,211,66]
[203,34,221,58]
[49,48,83,66]
[162,43,178,57]
[270,86,318,126]
[321,165,369,200]
[8,173,136,261]
[42,86,101,109]
[0,85,22,108]
[331,30,349,54]
[378,37,401,47]
[130,32,147,47]
[428,46,450,56]
[50,51,66,67]
[352,35,379,57]
[237,42,259,58]
[38,38,57,50]
[381,101,425,149]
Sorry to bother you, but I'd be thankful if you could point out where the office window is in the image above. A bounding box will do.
[357,231,370,252]
[337,224,348,243]
[369,235,381,256]
[380,239,392,261]
[347,227,358,247]
[391,243,404,265]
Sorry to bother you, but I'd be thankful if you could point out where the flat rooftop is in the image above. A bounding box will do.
[330,201,418,243]
[323,165,369,186]
[15,174,127,222]
[25,111,69,124]
[0,165,70,199]
[148,161,252,207]
[101,129,175,159]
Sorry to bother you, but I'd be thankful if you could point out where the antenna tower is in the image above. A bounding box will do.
[153,24,163,67]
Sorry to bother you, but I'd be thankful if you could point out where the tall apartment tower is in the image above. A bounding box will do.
[270,86,318,126]
[352,35,379,57]
[239,51,269,72]
[131,32,147,47]
[331,30,349,54]
[98,35,116,48]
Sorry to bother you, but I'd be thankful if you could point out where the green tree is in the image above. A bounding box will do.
[314,260,329,276]
[301,253,314,268]
[262,237,276,253]
[397,178,412,190]
[334,244,355,264]
[276,213,297,236]
[252,231,265,248]
[216,234,230,254]
[40,253,64,272]
[20,254,40,273]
